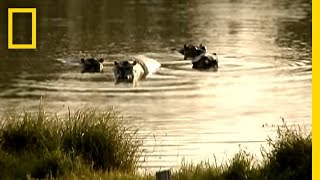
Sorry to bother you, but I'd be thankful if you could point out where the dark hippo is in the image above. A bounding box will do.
[113,60,134,84]
[192,52,218,70]
[113,55,161,87]
[179,44,207,60]
[178,44,218,70]
[80,58,104,73]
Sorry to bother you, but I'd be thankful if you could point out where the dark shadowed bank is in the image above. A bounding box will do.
[0,107,311,180]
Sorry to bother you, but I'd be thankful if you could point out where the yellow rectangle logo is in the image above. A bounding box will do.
[8,8,36,49]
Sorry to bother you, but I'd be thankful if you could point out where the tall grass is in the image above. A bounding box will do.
[0,109,60,153]
[260,119,312,180]
[172,119,311,180]
[61,109,142,171]
[0,107,311,180]
[172,150,260,180]
[0,107,142,179]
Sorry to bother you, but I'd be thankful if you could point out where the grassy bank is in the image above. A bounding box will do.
[173,121,311,180]
[0,107,143,179]
[0,108,311,180]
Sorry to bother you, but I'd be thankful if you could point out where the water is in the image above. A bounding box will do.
[0,0,311,170]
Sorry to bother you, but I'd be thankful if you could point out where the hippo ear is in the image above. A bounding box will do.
[202,45,207,52]
[184,44,187,48]
[81,58,85,63]
[114,61,119,66]
[99,58,104,63]
[178,48,184,55]
[199,44,204,48]
[132,60,137,66]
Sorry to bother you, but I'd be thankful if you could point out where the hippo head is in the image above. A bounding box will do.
[80,58,104,73]
[113,60,138,84]
[198,44,207,52]
[192,53,219,70]
[179,44,207,60]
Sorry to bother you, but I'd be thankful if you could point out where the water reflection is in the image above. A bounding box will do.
[0,0,311,170]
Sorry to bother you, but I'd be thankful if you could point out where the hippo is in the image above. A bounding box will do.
[178,44,218,70]
[192,52,218,70]
[113,60,134,84]
[179,44,207,60]
[80,58,104,73]
[113,55,161,87]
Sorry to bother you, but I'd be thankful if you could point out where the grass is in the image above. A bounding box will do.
[61,109,141,171]
[260,119,312,180]
[0,107,143,179]
[172,119,311,180]
[172,150,259,180]
[0,107,311,180]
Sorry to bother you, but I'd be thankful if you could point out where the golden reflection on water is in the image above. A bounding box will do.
[0,0,311,170]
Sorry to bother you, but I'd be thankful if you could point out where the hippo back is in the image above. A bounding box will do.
[192,53,218,70]
[133,55,161,76]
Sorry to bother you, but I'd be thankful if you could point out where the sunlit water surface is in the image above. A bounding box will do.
[0,0,311,171]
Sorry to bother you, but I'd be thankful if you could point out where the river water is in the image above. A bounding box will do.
[0,0,311,170]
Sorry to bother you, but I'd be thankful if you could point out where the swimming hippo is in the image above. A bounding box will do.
[113,55,161,87]
[178,44,207,60]
[80,58,104,73]
[192,52,218,70]
[178,44,218,70]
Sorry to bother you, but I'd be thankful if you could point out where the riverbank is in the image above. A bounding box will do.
[0,107,311,180]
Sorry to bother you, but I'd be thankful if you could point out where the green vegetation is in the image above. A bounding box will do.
[0,107,143,179]
[260,120,312,180]
[173,119,311,180]
[0,108,311,180]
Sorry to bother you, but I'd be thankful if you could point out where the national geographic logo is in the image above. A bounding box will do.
[8,8,36,49]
